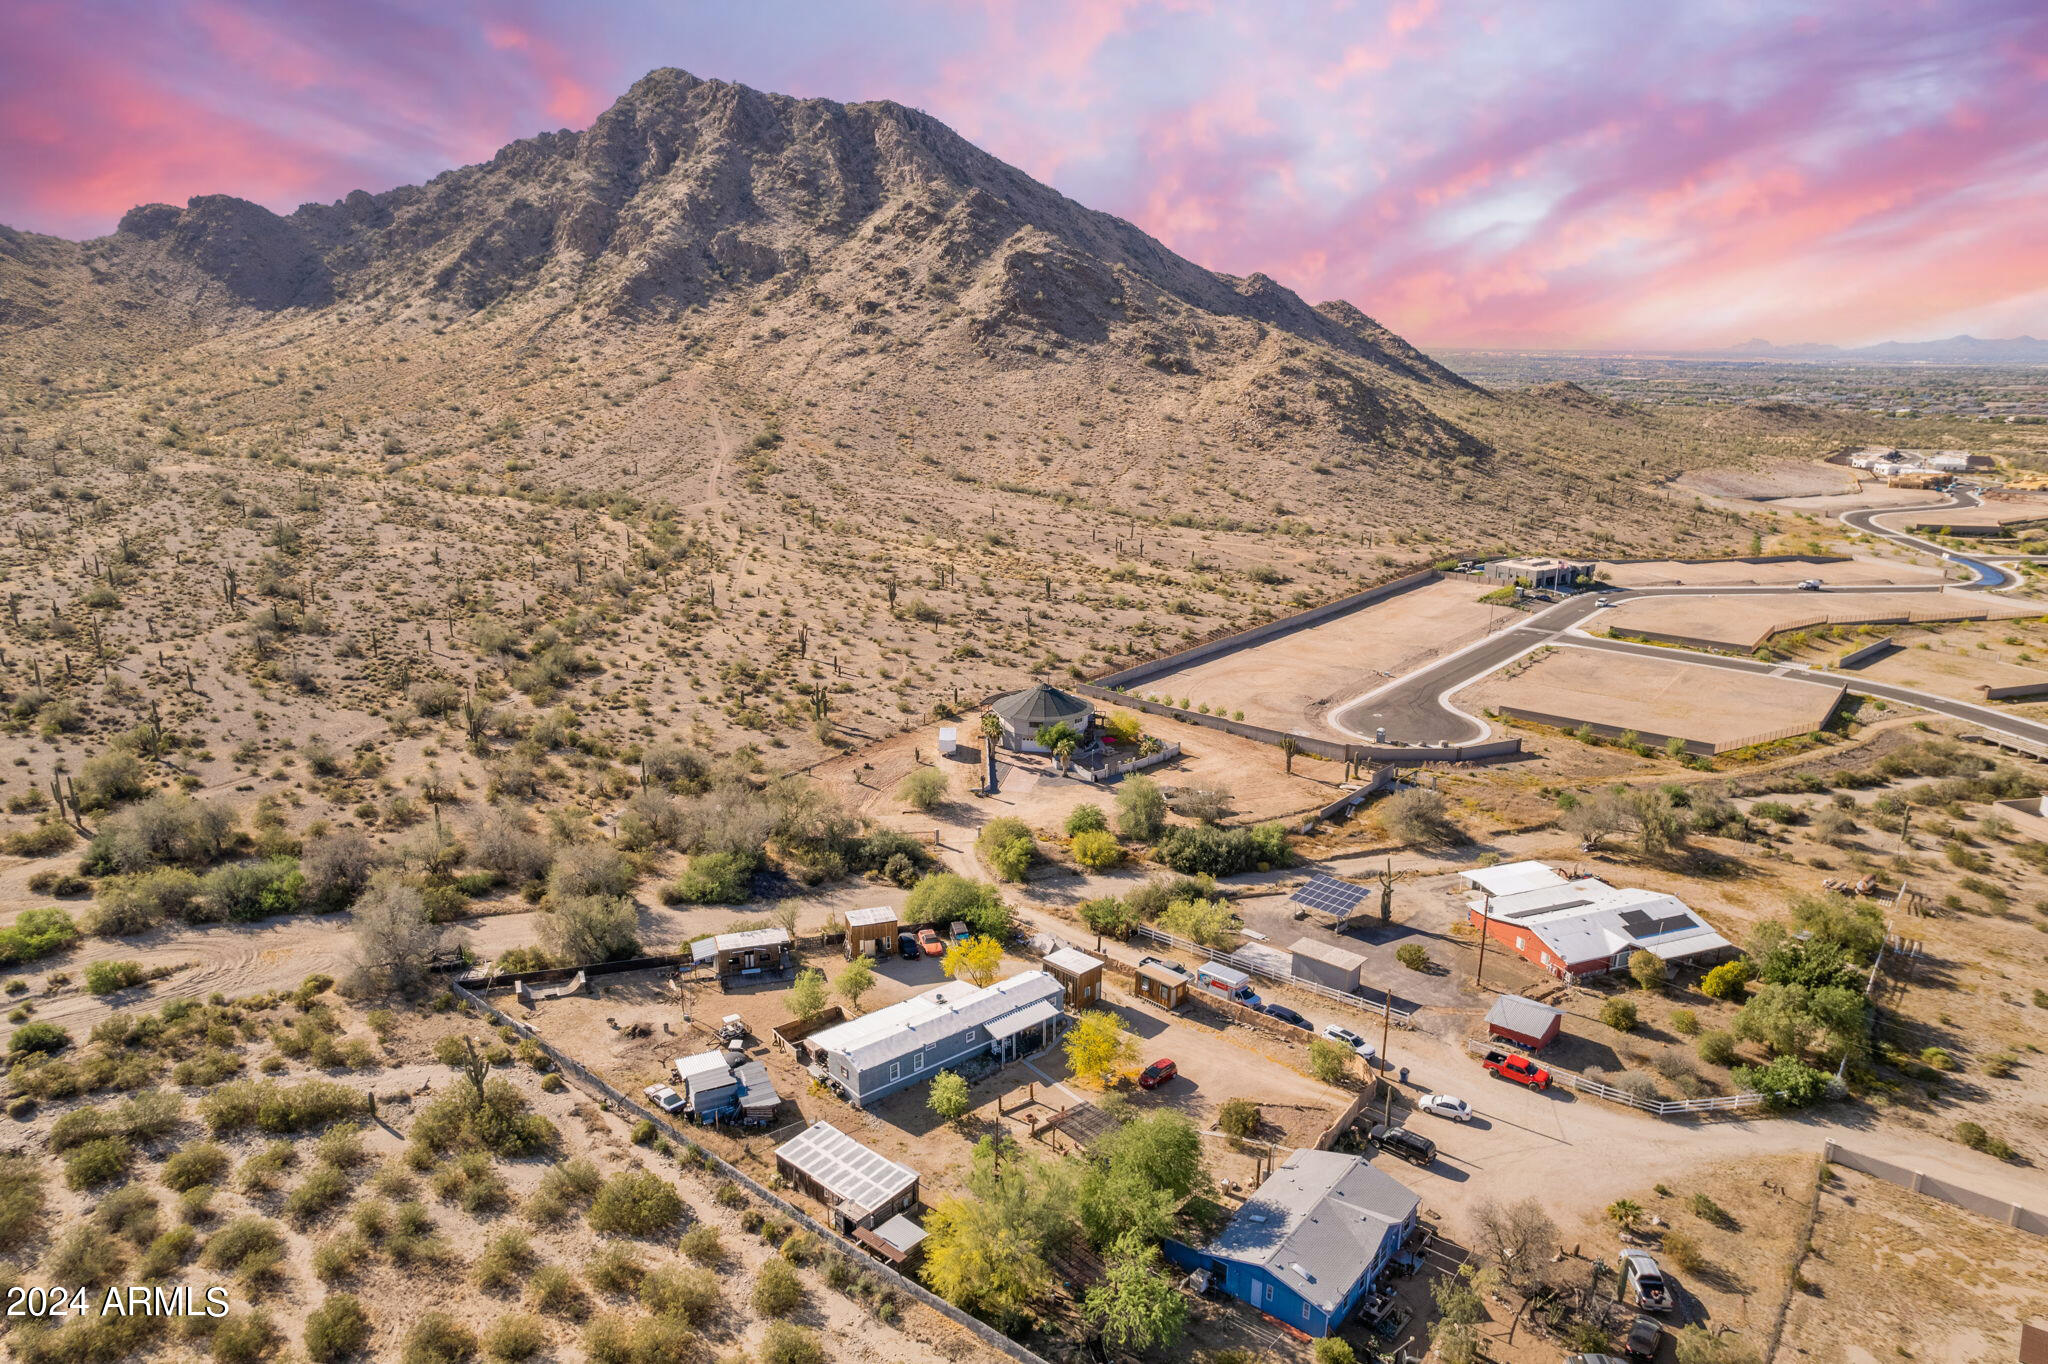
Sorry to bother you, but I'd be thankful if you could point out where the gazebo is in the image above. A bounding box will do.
[988,683,1095,753]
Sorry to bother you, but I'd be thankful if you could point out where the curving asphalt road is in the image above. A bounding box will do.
[1327,489,2048,752]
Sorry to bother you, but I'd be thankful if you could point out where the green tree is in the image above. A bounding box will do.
[1069,829,1124,871]
[1701,959,1754,1001]
[1114,775,1167,841]
[1065,804,1108,836]
[920,1138,1072,1329]
[898,767,949,812]
[905,873,1011,938]
[1732,1055,1833,1109]
[1628,949,1666,991]
[942,935,1004,989]
[1038,721,1082,773]
[977,817,1037,881]
[1307,1038,1351,1084]
[835,956,876,1012]
[1077,896,1137,938]
[1083,1236,1187,1352]
[928,1070,970,1124]
[1157,896,1239,947]
[788,968,829,1020]
[1064,1010,1138,1089]
[1080,1112,1207,1248]
[1601,998,1639,1032]
[1396,942,1430,971]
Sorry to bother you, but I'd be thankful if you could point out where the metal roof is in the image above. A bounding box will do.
[989,683,1093,730]
[1208,1151,1418,1311]
[806,971,1067,1072]
[1460,860,1570,898]
[1475,878,1733,968]
[1485,994,1563,1037]
[985,998,1061,1041]
[1290,938,1367,973]
[673,1051,733,1085]
[774,1121,918,1219]
[871,1213,927,1254]
[845,906,897,928]
[1044,947,1103,976]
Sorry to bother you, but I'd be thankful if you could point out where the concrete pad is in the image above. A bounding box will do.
[1459,645,1843,753]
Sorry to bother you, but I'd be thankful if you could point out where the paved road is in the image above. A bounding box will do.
[1328,489,2047,749]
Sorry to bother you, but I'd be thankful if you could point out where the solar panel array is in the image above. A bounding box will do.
[1290,874,1370,918]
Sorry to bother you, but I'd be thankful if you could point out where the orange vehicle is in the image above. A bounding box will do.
[1481,1050,1551,1091]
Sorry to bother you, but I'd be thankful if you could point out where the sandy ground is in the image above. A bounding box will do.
[1839,630,2048,699]
[1767,486,1951,514]
[1675,463,1862,501]
[1777,1167,2048,1364]
[1597,555,1948,588]
[1890,497,2048,529]
[1125,577,1508,740]
[1460,645,1844,751]
[1600,589,2036,651]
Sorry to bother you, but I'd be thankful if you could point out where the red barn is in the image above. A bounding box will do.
[1485,995,1562,1051]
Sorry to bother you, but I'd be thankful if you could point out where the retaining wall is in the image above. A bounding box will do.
[1823,1140,2047,1236]
[1980,679,2048,701]
[1491,685,1845,757]
[1838,638,1899,669]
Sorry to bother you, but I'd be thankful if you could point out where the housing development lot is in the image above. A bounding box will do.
[1599,588,2036,651]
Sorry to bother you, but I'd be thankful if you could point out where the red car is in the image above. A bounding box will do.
[1138,1059,1177,1090]
[918,928,945,957]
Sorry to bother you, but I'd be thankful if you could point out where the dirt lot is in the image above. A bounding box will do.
[1600,589,2034,651]
[1779,1166,2048,1364]
[1891,497,2048,530]
[1767,486,1950,515]
[1674,462,1863,501]
[1125,576,1508,740]
[1460,645,1845,751]
[1597,555,1947,588]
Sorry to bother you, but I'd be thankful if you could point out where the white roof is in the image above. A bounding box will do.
[872,1213,927,1254]
[1476,878,1732,968]
[775,1121,918,1218]
[673,1051,732,1085]
[845,906,897,929]
[1290,938,1367,973]
[807,971,1066,1072]
[1461,860,1569,898]
[1044,947,1103,976]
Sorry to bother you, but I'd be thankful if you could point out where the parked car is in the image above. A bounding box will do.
[642,1084,685,1115]
[1416,1093,1471,1122]
[1260,1003,1311,1030]
[1625,1315,1663,1359]
[1596,596,1615,607]
[1617,1251,1671,1313]
[1367,1123,1437,1165]
[1796,578,1824,590]
[1138,956,1191,980]
[1138,1058,1178,1089]
[1321,1024,1378,1063]
[897,933,920,961]
[1480,1050,1550,1090]
[918,928,945,957]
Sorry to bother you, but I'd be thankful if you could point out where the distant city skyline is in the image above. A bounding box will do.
[3,0,2042,350]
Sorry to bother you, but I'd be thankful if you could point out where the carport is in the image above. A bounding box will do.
[987,998,1063,1061]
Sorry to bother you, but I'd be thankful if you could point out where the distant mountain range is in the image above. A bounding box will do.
[1723,335,2048,363]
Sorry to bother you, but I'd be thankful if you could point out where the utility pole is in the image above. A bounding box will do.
[1475,892,1493,989]
[1378,990,1395,1127]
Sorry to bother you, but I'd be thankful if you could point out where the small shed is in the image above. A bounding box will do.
[1135,962,1189,1011]
[1290,938,1366,993]
[1485,994,1563,1051]
[844,906,898,960]
[855,1213,928,1268]
[937,727,958,758]
[692,927,793,983]
[1043,947,1105,1008]
[774,1121,920,1231]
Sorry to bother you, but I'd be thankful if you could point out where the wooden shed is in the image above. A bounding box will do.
[1485,994,1563,1051]
[691,927,794,986]
[1135,962,1189,1011]
[844,906,898,960]
[774,1121,919,1232]
[1043,947,1105,1009]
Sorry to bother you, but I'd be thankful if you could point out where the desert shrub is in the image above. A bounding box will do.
[85,958,148,994]
[201,1079,369,1135]
[1378,789,1465,847]
[286,1161,353,1225]
[1,814,77,857]
[1152,821,1289,875]
[7,1020,68,1056]
[903,872,1011,938]
[138,1224,199,1278]
[482,1315,546,1362]
[93,1183,160,1245]
[474,1230,536,1292]
[538,893,639,963]
[1066,803,1108,836]
[586,1243,646,1296]
[211,1311,282,1364]
[1114,775,1168,841]
[199,858,304,922]
[898,767,949,811]
[301,829,380,911]
[1077,895,1138,937]
[48,1222,127,1287]
[0,906,81,964]
[65,1137,132,1189]
[1954,1121,2017,1160]
[1661,1229,1705,1273]
[408,1077,554,1157]
[312,1230,369,1283]
[759,1322,827,1364]
[752,1257,805,1316]
[0,1152,46,1252]
[304,1295,372,1362]
[1218,1097,1259,1139]
[1690,1193,1734,1228]
[538,1157,603,1205]
[1732,1055,1833,1109]
[402,1313,479,1364]
[82,794,235,873]
[530,1264,588,1318]
[664,850,754,905]
[1396,943,1430,971]
[641,1265,721,1325]
[1069,829,1124,870]
[977,817,1037,881]
[1601,999,1639,1032]
[1670,1008,1700,1036]
[202,1216,288,1279]
[677,1223,723,1265]
[1702,960,1754,1000]
[587,1170,683,1236]
[548,844,634,900]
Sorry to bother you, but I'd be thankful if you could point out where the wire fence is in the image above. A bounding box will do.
[445,978,1055,1364]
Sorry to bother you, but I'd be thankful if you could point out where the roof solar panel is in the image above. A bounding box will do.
[1290,875,1370,917]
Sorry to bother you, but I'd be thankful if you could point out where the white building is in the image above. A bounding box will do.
[1461,862,1736,979]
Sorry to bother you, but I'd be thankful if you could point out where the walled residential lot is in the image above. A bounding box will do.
[1598,588,2037,652]
[1595,554,1947,588]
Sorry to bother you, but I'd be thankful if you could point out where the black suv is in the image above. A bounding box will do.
[1368,1123,1437,1166]
[897,933,920,961]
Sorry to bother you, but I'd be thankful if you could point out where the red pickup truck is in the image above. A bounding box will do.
[1481,1050,1551,1091]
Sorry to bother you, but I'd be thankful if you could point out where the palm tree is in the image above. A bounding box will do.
[978,711,1004,753]
[1036,720,1082,773]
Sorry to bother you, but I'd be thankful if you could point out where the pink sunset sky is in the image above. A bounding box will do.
[3,0,2044,350]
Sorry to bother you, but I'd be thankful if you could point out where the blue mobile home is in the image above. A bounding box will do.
[1165,1150,1419,1338]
